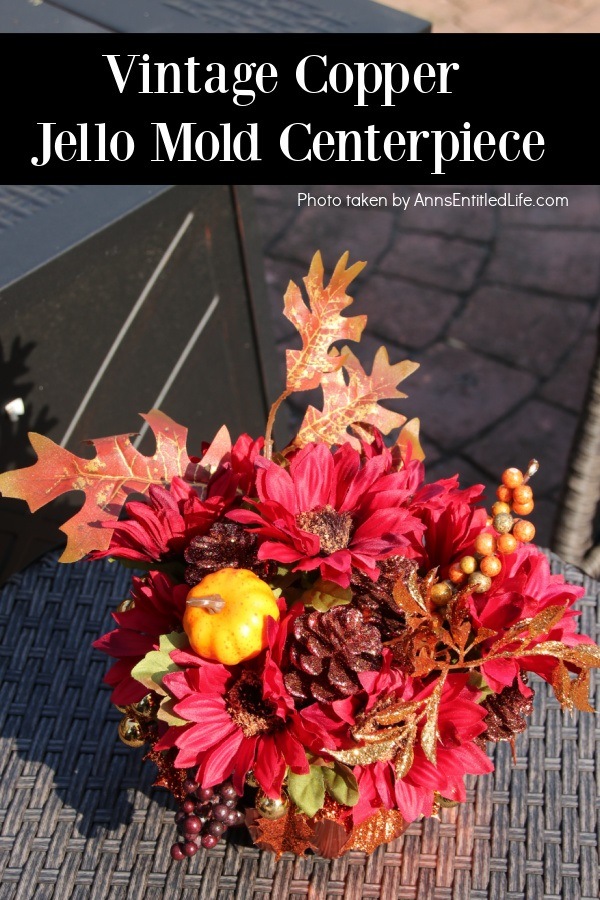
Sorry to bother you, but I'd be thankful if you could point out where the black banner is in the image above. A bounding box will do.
[3,35,594,181]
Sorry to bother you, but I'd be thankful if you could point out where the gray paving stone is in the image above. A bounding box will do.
[399,192,496,241]
[379,233,488,293]
[539,327,598,414]
[271,204,395,270]
[449,287,590,377]
[497,185,600,228]
[353,274,461,350]
[486,228,600,299]
[467,399,578,497]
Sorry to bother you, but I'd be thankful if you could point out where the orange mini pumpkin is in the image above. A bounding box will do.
[183,567,280,665]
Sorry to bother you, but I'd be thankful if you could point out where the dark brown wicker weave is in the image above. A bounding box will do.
[0,552,598,899]
[553,323,600,578]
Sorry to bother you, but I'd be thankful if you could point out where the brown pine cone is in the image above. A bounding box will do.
[284,606,382,704]
[351,556,410,641]
[479,680,534,744]
[184,522,276,585]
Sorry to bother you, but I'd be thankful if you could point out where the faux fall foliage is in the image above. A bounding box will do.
[1,251,598,861]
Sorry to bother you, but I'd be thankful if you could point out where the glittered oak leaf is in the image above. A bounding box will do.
[248,808,317,859]
[294,346,419,449]
[284,250,367,392]
[0,410,231,563]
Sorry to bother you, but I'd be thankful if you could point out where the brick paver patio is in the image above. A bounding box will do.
[377,0,600,32]
[253,184,600,549]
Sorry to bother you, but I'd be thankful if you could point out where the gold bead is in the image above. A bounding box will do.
[430,581,453,607]
[493,512,514,534]
[118,716,145,748]
[117,598,135,613]
[131,693,156,719]
[459,555,477,575]
[468,572,492,594]
[255,790,289,820]
[246,770,259,788]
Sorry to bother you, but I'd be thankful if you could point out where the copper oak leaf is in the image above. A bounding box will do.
[295,346,419,448]
[284,250,367,392]
[0,410,231,563]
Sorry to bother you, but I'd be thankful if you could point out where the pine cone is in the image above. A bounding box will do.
[351,556,409,641]
[284,606,382,704]
[184,522,275,585]
[479,680,534,744]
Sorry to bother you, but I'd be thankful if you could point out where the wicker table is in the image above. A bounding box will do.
[0,552,597,899]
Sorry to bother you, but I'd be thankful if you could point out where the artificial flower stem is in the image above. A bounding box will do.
[263,390,292,460]
[186,593,226,614]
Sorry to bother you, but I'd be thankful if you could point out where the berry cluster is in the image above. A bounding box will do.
[170,778,245,860]
[431,461,539,606]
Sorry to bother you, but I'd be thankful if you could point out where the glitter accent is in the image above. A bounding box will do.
[226,671,280,738]
[295,505,353,555]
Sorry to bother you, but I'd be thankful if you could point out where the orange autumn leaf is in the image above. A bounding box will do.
[294,346,419,449]
[250,809,316,859]
[0,411,231,563]
[284,250,367,392]
[341,807,408,854]
[393,417,425,463]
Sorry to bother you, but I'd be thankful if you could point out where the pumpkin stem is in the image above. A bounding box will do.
[186,593,226,614]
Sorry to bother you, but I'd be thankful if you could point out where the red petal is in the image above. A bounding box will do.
[290,442,333,510]
[197,729,245,787]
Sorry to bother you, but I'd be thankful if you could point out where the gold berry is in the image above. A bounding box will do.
[492,501,511,517]
[474,533,497,556]
[512,500,534,516]
[497,533,518,554]
[480,555,502,577]
[131,694,156,719]
[459,555,478,575]
[502,468,524,489]
[255,791,289,820]
[496,485,513,503]
[468,571,492,593]
[431,581,454,606]
[493,512,514,534]
[512,484,533,504]
[513,520,536,543]
[118,716,145,748]
[117,598,135,613]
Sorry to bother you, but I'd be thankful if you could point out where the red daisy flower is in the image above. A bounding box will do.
[92,434,263,565]
[93,571,188,706]
[229,441,425,588]
[408,476,488,572]
[468,545,589,691]
[303,663,491,824]
[354,675,492,824]
[154,612,329,796]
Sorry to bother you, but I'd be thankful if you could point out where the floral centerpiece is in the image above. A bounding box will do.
[1,252,598,860]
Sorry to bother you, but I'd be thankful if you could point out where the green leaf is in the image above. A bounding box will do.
[287,765,325,817]
[157,696,188,727]
[303,579,352,612]
[467,670,494,700]
[323,763,359,807]
[130,630,188,695]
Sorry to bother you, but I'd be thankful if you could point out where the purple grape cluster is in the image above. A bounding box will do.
[170,777,245,860]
